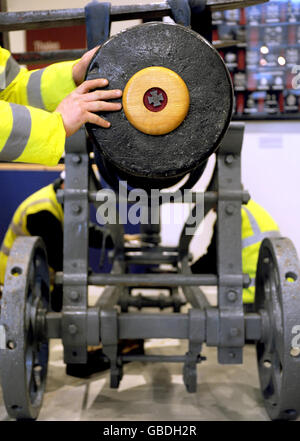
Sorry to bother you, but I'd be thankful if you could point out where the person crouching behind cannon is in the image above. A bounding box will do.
[191,199,280,308]
[0,172,144,377]
[0,171,114,311]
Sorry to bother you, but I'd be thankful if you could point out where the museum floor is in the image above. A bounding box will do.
[0,287,275,421]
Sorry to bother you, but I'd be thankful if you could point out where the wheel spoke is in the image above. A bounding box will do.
[28,262,35,294]
[259,350,273,396]
[25,341,34,388]
[270,351,282,402]
[34,278,42,300]
[33,364,43,390]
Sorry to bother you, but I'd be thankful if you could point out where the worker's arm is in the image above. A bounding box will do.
[0,100,66,165]
[0,46,100,110]
[0,47,122,165]
[0,80,122,165]
[0,47,77,111]
[0,47,73,164]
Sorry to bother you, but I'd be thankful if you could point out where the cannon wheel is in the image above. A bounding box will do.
[0,237,50,420]
[255,237,300,420]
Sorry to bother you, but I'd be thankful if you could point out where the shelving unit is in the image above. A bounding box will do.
[213,0,300,119]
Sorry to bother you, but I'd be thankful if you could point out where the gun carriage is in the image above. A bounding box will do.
[1,0,300,422]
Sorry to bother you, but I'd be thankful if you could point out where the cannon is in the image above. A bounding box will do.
[1,0,300,422]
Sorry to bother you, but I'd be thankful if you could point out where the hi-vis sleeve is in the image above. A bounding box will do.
[0,47,78,165]
[0,101,67,165]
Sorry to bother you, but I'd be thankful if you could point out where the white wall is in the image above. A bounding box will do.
[162,122,300,261]
[242,121,300,257]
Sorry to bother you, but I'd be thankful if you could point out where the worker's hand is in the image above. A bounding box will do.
[72,46,100,86]
[55,78,122,137]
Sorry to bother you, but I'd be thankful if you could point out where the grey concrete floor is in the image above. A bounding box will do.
[0,339,269,421]
[0,288,271,421]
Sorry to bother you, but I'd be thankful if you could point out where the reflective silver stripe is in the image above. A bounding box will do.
[0,68,5,90]
[0,103,31,161]
[242,205,279,248]
[27,69,45,109]
[242,230,280,248]
[249,278,255,288]
[242,206,261,236]
[10,222,24,236]
[19,198,59,224]
[0,56,20,91]
[0,244,10,256]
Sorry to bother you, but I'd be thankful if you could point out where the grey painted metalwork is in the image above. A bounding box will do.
[62,128,89,365]
[44,311,263,341]
[12,49,85,65]
[0,237,50,420]
[118,289,185,312]
[0,1,268,32]
[255,237,300,420]
[2,7,300,422]
[215,123,245,364]
[1,113,281,422]
[88,190,250,205]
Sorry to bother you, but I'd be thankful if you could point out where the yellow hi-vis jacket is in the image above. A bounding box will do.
[242,199,280,303]
[0,47,78,165]
[0,183,63,285]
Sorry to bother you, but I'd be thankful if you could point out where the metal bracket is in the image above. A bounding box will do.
[62,128,89,364]
[183,308,205,393]
[100,309,123,388]
[215,123,245,364]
